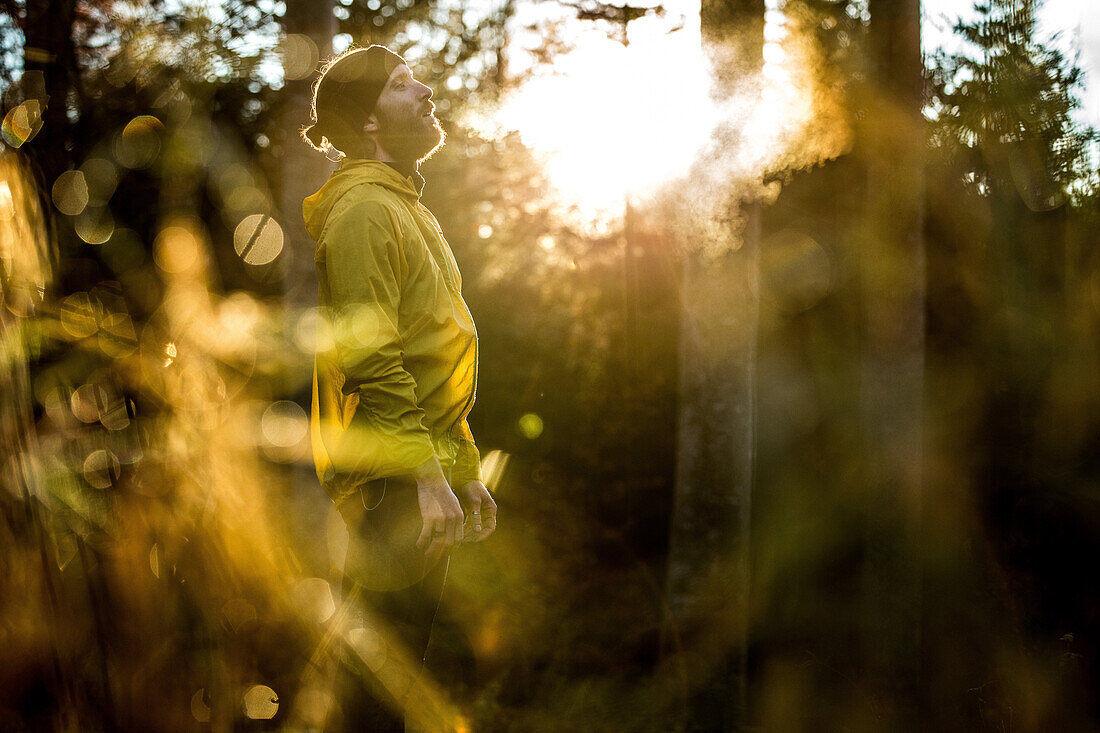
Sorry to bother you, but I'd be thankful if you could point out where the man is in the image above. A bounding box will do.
[301,44,497,731]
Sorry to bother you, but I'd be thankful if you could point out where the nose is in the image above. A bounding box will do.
[416,80,432,100]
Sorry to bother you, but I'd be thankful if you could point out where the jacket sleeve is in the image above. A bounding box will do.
[322,200,436,478]
[449,418,482,487]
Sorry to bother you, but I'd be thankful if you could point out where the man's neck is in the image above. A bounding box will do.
[378,159,425,195]
[382,159,418,180]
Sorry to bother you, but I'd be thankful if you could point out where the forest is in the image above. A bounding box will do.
[1,0,1098,730]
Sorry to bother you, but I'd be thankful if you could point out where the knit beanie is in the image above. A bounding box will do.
[304,45,405,152]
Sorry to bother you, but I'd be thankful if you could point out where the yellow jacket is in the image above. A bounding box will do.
[303,158,481,508]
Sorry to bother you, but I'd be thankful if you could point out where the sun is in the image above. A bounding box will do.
[469,0,820,230]
[474,0,716,225]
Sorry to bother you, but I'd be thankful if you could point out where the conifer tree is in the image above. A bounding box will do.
[928,0,1095,208]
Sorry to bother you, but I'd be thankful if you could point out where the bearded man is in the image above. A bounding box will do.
[301,44,497,731]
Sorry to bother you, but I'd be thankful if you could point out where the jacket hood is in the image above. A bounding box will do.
[302,158,420,240]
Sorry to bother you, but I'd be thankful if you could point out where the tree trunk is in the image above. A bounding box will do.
[279,0,337,310]
[21,0,78,185]
[276,0,341,621]
[858,0,925,710]
[664,2,763,729]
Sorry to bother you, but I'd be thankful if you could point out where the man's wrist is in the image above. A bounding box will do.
[412,456,448,488]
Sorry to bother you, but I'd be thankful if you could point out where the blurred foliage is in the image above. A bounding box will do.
[0,0,1098,730]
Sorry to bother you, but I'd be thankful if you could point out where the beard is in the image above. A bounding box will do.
[375,104,445,163]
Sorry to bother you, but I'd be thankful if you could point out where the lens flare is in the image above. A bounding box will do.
[233,214,284,265]
[242,685,279,720]
[1,100,43,147]
[52,171,89,216]
[115,115,164,169]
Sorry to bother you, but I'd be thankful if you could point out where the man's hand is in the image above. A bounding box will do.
[457,480,497,543]
[413,458,464,561]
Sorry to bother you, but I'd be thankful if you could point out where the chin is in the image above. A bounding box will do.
[417,125,446,163]
[378,116,446,163]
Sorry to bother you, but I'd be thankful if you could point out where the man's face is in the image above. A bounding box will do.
[371,64,444,163]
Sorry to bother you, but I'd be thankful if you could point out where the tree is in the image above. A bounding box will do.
[924,5,1100,722]
[928,0,1094,207]
[663,1,762,728]
[926,0,1096,528]
[857,0,925,709]
[725,0,927,723]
